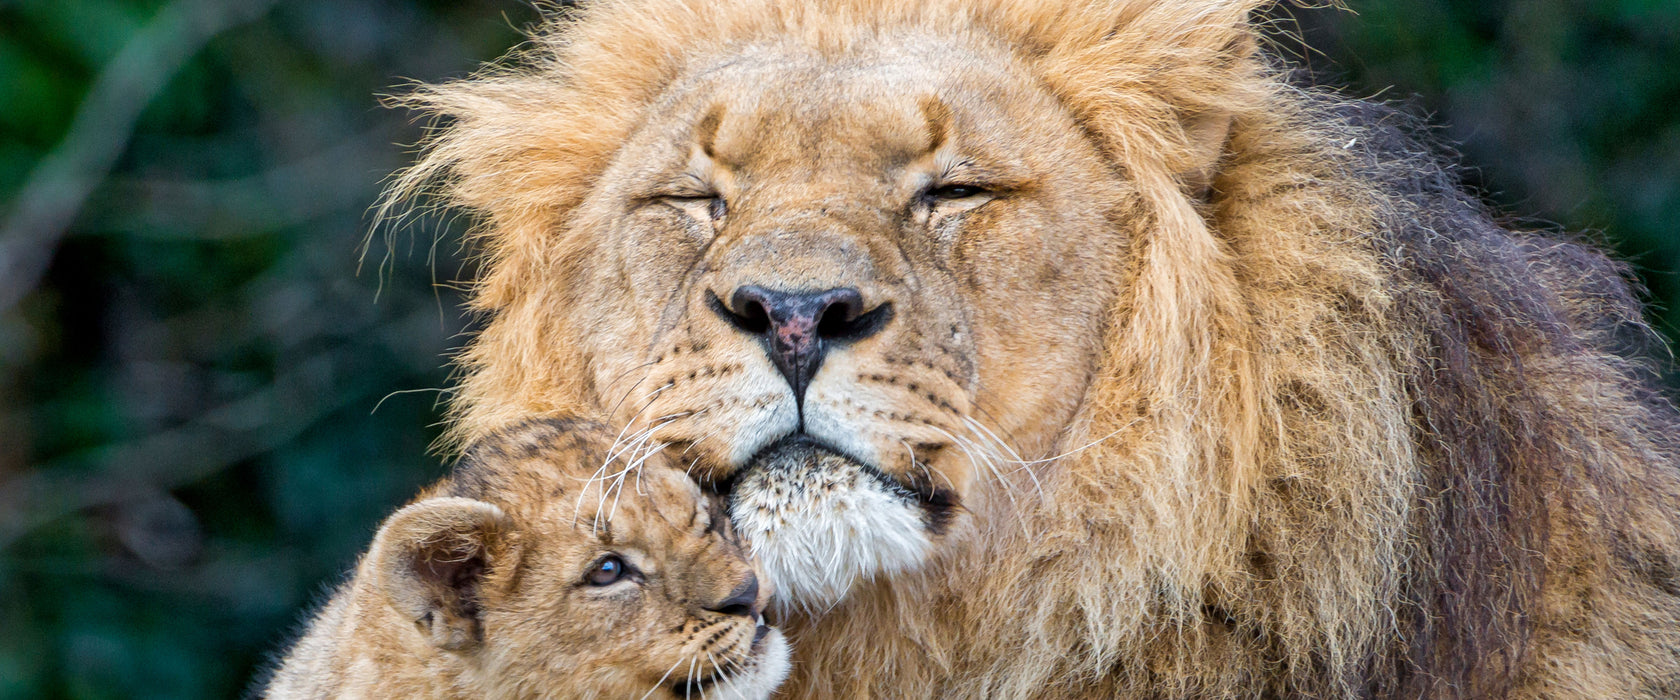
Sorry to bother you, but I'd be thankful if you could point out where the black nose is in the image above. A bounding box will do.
[711,286,891,405]
[706,573,760,618]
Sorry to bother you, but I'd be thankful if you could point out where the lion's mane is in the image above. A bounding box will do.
[384,0,1680,696]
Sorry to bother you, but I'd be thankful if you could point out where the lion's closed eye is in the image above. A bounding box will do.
[924,184,985,200]
[664,195,726,222]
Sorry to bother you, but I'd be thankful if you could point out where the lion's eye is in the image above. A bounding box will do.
[926,184,985,200]
[665,195,726,221]
[687,195,725,219]
[585,555,630,586]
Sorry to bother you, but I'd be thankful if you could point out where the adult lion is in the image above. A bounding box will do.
[385,0,1680,696]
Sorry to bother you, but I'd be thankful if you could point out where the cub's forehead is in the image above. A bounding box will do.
[552,466,710,541]
[621,466,710,528]
[452,419,615,490]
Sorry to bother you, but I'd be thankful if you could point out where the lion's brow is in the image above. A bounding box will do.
[694,104,725,160]
[918,96,952,154]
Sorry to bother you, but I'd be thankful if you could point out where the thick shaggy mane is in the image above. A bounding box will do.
[385,0,1680,697]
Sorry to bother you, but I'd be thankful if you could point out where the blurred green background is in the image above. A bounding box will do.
[0,0,1674,698]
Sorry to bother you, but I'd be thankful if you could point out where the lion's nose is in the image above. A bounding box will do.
[710,285,891,405]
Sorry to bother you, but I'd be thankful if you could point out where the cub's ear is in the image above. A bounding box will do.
[368,497,511,652]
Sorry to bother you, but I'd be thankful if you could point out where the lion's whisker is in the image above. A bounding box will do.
[933,425,1033,538]
[961,415,1045,497]
[608,436,671,522]
[603,371,654,438]
[597,421,677,529]
[605,381,674,458]
[962,415,1024,462]
[1005,418,1144,468]
[573,455,628,530]
[607,380,675,447]
[601,358,660,409]
[934,425,1010,494]
[901,439,955,494]
[600,424,660,479]
[684,424,723,459]
[583,424,659,531]
[583,386,685,529]
[605,413,690,508]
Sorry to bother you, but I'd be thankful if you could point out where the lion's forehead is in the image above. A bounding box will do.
[671,42,1055,162]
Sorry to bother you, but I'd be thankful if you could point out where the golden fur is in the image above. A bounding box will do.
[259,420,789,699]
[383,1,1680,696]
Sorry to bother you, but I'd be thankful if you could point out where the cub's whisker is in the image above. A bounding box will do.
[641,656,687,700]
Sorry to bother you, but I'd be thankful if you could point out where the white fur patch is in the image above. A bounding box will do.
[728,441,932,611]
[710,628,791,700]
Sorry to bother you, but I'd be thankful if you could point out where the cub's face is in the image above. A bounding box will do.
[487,465,788,698]
[564,39,1130,608]
[373,423,789,699]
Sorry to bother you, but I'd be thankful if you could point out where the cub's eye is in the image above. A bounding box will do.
[585,555,629,586]
[926,184,985,200]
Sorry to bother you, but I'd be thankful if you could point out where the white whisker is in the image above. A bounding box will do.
[1003,418,1142,467]
[932,424,1032,538]
[685,655,697,700]
[640,656,686,700]
[703,650,724,700]
[603,371,652,423]
[575,384,679,532]
[962,415,1045,497]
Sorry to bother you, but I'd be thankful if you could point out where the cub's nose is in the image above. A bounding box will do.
[710,286,891,404]
[706,572,761,618]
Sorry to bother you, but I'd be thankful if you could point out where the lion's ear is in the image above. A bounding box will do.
[369,497,511,652]
[1177,30,1257,198]
[1031,1,1264,199]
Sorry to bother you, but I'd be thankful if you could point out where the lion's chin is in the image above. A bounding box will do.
[727,437,934,613]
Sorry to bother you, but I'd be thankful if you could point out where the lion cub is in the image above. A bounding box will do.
[259,419,790,699]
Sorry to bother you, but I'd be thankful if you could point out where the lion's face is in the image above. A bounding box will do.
[567,39,1130,608]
